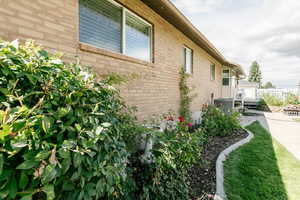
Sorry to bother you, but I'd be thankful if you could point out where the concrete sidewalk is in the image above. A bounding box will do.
[241,111,300,161]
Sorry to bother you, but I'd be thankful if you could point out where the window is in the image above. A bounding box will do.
[125,11,152,61]
[222,69,230,86]
[210,64,215,81]
[183,47,193,74]
[79,0,153,62]
[79,0,122,53]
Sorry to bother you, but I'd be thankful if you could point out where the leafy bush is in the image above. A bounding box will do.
[257,99,270,111]
[0,40,141,200]
[284,93,300,105]
[136,116,204,200]
[0,40,205,200]
[260,93,300,107]
[261,93,284,106]
[200,106,241,137]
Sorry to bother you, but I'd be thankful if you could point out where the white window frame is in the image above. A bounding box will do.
[222,69,230,86]
[80,0,153,62]
[183,46,193,74]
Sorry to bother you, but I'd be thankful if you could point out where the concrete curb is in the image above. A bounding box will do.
[214,129,254,200]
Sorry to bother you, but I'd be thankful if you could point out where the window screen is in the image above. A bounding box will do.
[79,0,122,53]
[126,12,151,61]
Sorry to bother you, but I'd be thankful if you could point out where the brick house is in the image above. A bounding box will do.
[0,0,245,121]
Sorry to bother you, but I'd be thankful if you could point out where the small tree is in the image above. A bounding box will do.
[248,61,262,88]
[262,81,276,89]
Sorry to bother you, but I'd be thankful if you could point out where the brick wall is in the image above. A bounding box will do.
[0,0,223,120]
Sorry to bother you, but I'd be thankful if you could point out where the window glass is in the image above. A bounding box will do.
[79,0,122,52]
[222,69,230,86]
[184,47,193,74]
[79,0,153,62]
[125,12,151,61]
[211,64,215,80]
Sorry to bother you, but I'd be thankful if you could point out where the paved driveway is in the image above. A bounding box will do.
[241,111,300,161]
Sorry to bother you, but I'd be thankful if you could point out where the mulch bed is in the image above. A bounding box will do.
[187,128,249,200]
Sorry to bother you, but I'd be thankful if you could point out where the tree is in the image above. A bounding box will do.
[248,61,262,88]
[262,81,276,89]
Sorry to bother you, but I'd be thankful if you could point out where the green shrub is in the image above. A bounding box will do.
[260,93,300,107]
[284,93,300,105]
[0,40,205,200]
[261,93,284,106]
[201,106,241,137]
[0,40,141,200]
[257,99,270,111]
[137,117,204,200]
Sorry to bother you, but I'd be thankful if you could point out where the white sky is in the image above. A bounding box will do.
[171,0,300,88]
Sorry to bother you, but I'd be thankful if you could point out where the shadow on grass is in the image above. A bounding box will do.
[223,121,288,200]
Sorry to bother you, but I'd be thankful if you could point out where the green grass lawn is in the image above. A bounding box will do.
[224,121,300,200]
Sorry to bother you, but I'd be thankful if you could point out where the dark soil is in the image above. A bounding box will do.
[187,129,248,200]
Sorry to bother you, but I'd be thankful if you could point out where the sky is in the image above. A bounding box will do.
[171,0,300,88]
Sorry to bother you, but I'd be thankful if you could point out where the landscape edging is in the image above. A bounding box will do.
[214,129,254,200]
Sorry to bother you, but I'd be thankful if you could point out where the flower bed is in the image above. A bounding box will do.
[0,40,247,200]
[187,128,248,199]
[187,106,248,200]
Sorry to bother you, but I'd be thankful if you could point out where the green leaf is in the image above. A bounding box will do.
[35,150,51,161]
[38,50,49,58]
[101,122,111,128]
[8,176,17,199]
[0,190,9,199]
[2,102,10,108]
[57,149,70,159]
[95,126,103,135]
[96,178,105,195]
[16,160,39,170]
[61,158,71,175]
[0,88,8,95]
[73,153,82,168]
[62,140,76,149]
[86,183,96,196]
[12,119,26,132]
[42,116,51,133]
[57,107,68,118]
[42,185,55,200]
[25,74,37,85]
[0,124,11,140]
[20,194,32,200]
[41,165,57,183]
[75,124,81,132]
[0,154,3,175]
[62,181,75,191]
[19,172,29,190]
[11,141,28,149]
